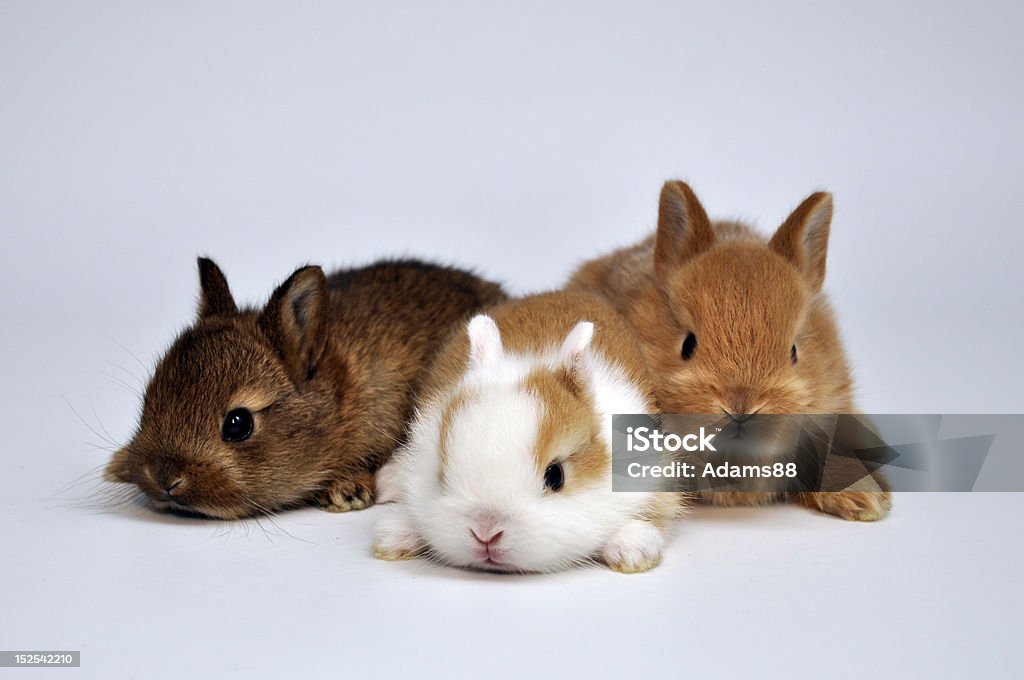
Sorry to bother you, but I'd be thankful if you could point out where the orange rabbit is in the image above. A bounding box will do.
[569,181,891,520]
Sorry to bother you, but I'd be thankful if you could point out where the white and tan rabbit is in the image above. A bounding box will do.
[568,181,891,521]
[373,291,688,573]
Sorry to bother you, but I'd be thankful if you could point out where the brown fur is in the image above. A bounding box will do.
[568,181,891,521]
[523,368,605,486]
[106,258,506,519]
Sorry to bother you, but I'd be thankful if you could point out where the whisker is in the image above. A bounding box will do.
[87,397,121,450]
[98,330,149,373]
[61,394,120,449]
[100,370,143,400]
[105,360,147,393]
[244,499,313,544]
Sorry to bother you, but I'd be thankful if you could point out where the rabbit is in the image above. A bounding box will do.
[104,257,507,519]
[372,291,689,573]
[567,180,891,521]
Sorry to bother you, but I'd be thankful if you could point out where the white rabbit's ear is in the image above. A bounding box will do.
[467,315,503,370]
[556,321,594,394]
[558,321,594,363]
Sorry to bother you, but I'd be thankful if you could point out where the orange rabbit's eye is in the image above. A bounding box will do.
[791,345,798,364]
[681,333,697,361]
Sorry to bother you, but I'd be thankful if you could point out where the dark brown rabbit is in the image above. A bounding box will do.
[106,258,506,519]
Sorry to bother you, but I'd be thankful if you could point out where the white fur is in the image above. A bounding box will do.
[466,314,503,371]
[558,320,594,361]
[374,318,665,573]
[374,459,402,505]
[602,518,665,572]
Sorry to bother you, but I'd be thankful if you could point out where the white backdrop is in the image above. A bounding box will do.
[1,2,1021,678]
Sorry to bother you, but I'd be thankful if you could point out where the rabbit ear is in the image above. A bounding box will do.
[654,181,715,279]
[556,321,594,393]
[769,192,833,292]
[467,315,503,371]
[558,321,594,364]
[259,266,330,385]
[197,257,238,317]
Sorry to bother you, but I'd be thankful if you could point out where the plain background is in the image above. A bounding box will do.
[2,1,1022,678]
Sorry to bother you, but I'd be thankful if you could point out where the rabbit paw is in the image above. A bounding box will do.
[372,510,421,561]
[316,473,375,512]
[804,490,892,521]
[602,520,664,574]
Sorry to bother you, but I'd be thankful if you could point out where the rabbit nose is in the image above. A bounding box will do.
[158,478,186,502]
[471,528,504,546]
[725,412,754,424]
[470,512,506,545]
[725,386,757,415]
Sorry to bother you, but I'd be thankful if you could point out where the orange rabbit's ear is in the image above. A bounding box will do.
[769,192,833,292]
[654,181,714,279]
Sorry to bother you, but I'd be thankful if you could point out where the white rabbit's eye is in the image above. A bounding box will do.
[544,462,564,492]
[681,333,697,361]
[791,345,798,364]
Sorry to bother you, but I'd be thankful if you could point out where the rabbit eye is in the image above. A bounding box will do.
[543,462,564,492]
[222,408,254,442]
[791,345,798,364]
[681,332,697,361]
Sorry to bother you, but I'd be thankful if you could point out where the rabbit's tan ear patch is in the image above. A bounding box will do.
[654,180,715,279]
[770,192,833,292]
[105,447,133,483]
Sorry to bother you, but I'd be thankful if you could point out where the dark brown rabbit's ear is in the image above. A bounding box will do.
[654,181,715,279]
[769,192,833,292]
[259,266,329,385]
[104,448,132,483]
[197,257,238,317]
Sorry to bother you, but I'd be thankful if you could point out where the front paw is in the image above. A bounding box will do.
[373,510,422,561]
[316,473,375,512]
[602,520,665,574]
[806,490,892,521]
[372,543,419,561]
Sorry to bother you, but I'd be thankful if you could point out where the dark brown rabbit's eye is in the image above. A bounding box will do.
[681,333,697,361]
[791,345,798,364]
[544,462,564,492]
[222,408,254,442]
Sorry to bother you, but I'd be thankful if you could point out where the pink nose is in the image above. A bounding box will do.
[471,527,504,545]
[470,512,505,545]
